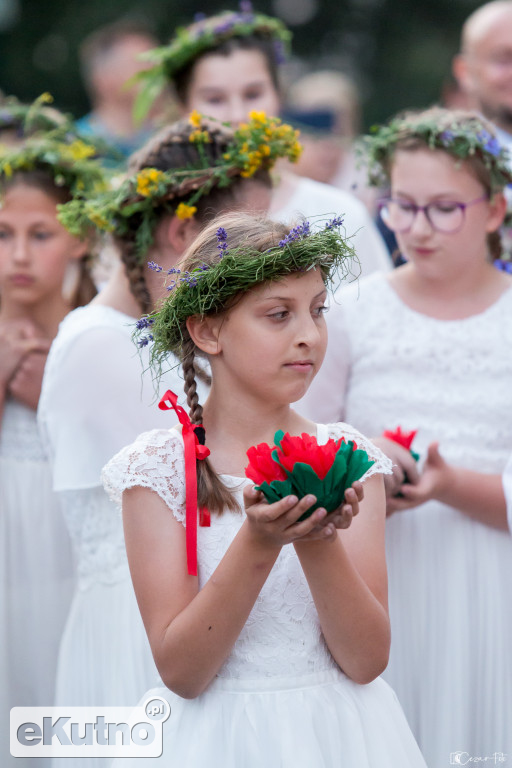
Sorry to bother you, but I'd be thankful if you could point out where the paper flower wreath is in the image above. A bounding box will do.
[245,430,375,520]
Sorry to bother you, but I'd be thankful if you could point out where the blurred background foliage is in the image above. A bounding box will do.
[0,0,487,128]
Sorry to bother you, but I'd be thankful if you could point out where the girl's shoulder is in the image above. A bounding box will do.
[102,428,187,524]
[323,421,393,480]
[53,304,136,351]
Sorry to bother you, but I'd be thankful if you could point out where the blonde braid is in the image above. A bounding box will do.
[181,337,239,515]
[182,340,203,424]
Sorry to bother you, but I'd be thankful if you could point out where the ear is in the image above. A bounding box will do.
[67,236,90,261]
[486,191,508,232]
[166,215,200,255]
[452,54,472,95]
[186,313,224,356]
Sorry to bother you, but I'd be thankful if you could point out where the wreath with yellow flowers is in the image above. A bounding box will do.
[0,128,108,198]
[57,111,302,260]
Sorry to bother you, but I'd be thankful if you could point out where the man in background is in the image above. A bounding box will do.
[453,0,512,151]
[77,20,171,164]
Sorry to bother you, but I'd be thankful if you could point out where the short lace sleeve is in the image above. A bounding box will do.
[326,422,393,481]
[101,429,186,525]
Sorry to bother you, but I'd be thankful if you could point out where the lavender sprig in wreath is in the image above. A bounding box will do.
[216,226,229,257]
[278,221,311,247]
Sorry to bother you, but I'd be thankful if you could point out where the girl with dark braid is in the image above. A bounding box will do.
[37,113,292,762]
[102,212,427,768]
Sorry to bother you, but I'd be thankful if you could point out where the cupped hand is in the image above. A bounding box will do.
[243,484,329,549]
[299,480,365,542]
[0,319,50,390]
[371,437,420,513]
[386,442,447,514]
[8,348,50,410]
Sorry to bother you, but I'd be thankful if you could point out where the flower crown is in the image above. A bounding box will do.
[133,2,291,122]
[0,92,68,137]
[135,215,357,364]
[57,111,302,261]
[0,127,108,198]
[361,108,512,192]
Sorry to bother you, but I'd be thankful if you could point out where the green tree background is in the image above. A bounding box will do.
[0,0,485,128]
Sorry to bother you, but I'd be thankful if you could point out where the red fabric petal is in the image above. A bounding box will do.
[246,442,287,485]
[274,432,340,480]
[383,426,418,451]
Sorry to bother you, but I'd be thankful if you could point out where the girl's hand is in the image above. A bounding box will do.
[8,349,50,410]
[243,485,329,549]
[300,481,365,543]
[0,320,49,390]
[371,437,420,506]
[387,442,448,513]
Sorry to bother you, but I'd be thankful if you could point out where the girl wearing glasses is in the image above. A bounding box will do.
[297,107,512,767]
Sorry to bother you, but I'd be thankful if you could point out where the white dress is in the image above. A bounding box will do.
[271,177,391,281]
[38,304,209,768]
[101,423,427,768]
[1,399,74,768]
[299,273,512,766]
[504,454,512,531]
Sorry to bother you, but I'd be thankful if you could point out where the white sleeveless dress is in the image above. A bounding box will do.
[299,273,512,766]
[38,304,209,768]
[0,399,74,768]
[101,422,427,768]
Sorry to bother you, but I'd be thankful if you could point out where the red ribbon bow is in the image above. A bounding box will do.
[158,390,211,576]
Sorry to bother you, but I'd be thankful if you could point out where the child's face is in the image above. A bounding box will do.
[390,147,505,278]
[182,48,280,125]
[204,268,328,407]
[0,183,87,308]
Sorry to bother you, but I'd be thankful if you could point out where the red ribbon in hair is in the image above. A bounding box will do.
[158,390,211,576]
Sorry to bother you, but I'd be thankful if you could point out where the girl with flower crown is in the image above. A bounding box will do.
[133,2,391,278]
[298,106,512,765]
[0,129,102,766]
[100,212,427,768]
[37,114,292,767]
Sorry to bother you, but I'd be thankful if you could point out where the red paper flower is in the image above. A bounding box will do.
[246,441,287,485]
[244,430,372,519]
[382,426,417,451]
[275,432,353,480]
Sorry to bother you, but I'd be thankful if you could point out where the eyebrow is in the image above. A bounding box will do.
[196,80,268,94]
[393,191,465,200]
[257,289,327,303]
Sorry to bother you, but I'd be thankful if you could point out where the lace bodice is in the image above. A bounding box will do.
[102,423,391,681]
[0,399,46,462]
[337,274,512,473]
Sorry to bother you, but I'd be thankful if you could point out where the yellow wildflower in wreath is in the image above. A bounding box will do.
[189,129,210,144]
[136,168,165,197]
[189,110,202,129]
[248,110,267,127]
[176,202,197,220]
[65,140,97,162]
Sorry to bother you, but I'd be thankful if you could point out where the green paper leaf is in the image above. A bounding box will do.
[344,449,375,488]
[255,478,293,505]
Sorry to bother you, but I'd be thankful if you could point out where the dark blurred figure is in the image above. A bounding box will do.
[283,70,378,214]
